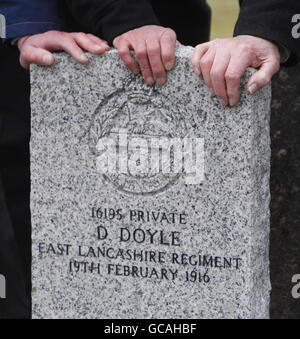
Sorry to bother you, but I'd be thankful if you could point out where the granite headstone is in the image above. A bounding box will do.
[30,46,272,319]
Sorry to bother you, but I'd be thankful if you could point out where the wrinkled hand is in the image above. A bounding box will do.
[18,31,110,69]
[192,35,280,106]
[113,25,177,85]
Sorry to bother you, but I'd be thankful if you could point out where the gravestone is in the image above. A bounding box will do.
[30,46,271,319]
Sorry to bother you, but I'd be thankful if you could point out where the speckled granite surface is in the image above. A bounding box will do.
[270,64,300,319]
[30,46,271,319]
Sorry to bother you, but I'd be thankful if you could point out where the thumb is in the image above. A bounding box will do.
[247,58,280,94]
[20,45,55,69]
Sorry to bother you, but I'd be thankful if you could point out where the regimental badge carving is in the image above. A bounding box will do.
[89,75,191,195]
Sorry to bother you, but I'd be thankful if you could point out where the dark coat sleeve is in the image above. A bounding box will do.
[65,0,211,47]
[0,0,65,40]
[234,0,300,65]
[65,0,160,44]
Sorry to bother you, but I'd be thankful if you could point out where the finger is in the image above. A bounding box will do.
[199,47,216,94]
[210,50,231,106]
[86,33,110,49]
[135,40,154,85]
[54,35,88,64]
[247,58,280,94]
[39,32,87,63]
[192,43,210,76]
[19,45,54,69]
[146,39,166,85]
[114,38,140,75]
[160,29,176,71]
[72,33,109,55]
[225,52,252,106]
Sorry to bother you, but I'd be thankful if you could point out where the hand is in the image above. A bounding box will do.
[18,31,110,69]
[192,35,281,106]
[113,25,177,85]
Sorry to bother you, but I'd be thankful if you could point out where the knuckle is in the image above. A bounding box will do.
[120,55,132,67]
[136,49,147,60]
[113,37,119,46]
[272,59,280,72]
[54,31,68,41]
[259,75,270,85]
[114,34,128,46]
[45,30,56,36]
[120,33,129,41]
[128,61,136,69]
[76,32,86,40]
[118,48,128,57]
[200,57,210,68]
[195,45,202,52]
[238,43,251,54]
[164,27,174,35]
[140,64,151,72]
[55,30,65,37]
[162,28,176,41]
[147,46,160,57]
[210,69,222,81]
[225,71,240,82]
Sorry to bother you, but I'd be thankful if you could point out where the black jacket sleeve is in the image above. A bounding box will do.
[65,0,160,44]
[234,0,300,65]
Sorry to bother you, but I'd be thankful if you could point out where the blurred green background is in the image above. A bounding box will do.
[207,0,239,40]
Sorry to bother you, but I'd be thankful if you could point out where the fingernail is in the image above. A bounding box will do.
[165,62,173,71]
[42,54,53,65]
[221,99,227,107]
[229,98,235,107]
[94,45,104,52]
[79,54,88,63]
[193,66,200,76]
[146,77,155,85]
[248,83,258,94]
[133,68,140,75]
[156,78,166,85]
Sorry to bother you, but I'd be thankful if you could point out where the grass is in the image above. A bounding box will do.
[207,0,240,40]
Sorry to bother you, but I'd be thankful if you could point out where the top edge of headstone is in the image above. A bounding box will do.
[34,45,195,65]
[30,45,258,83]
